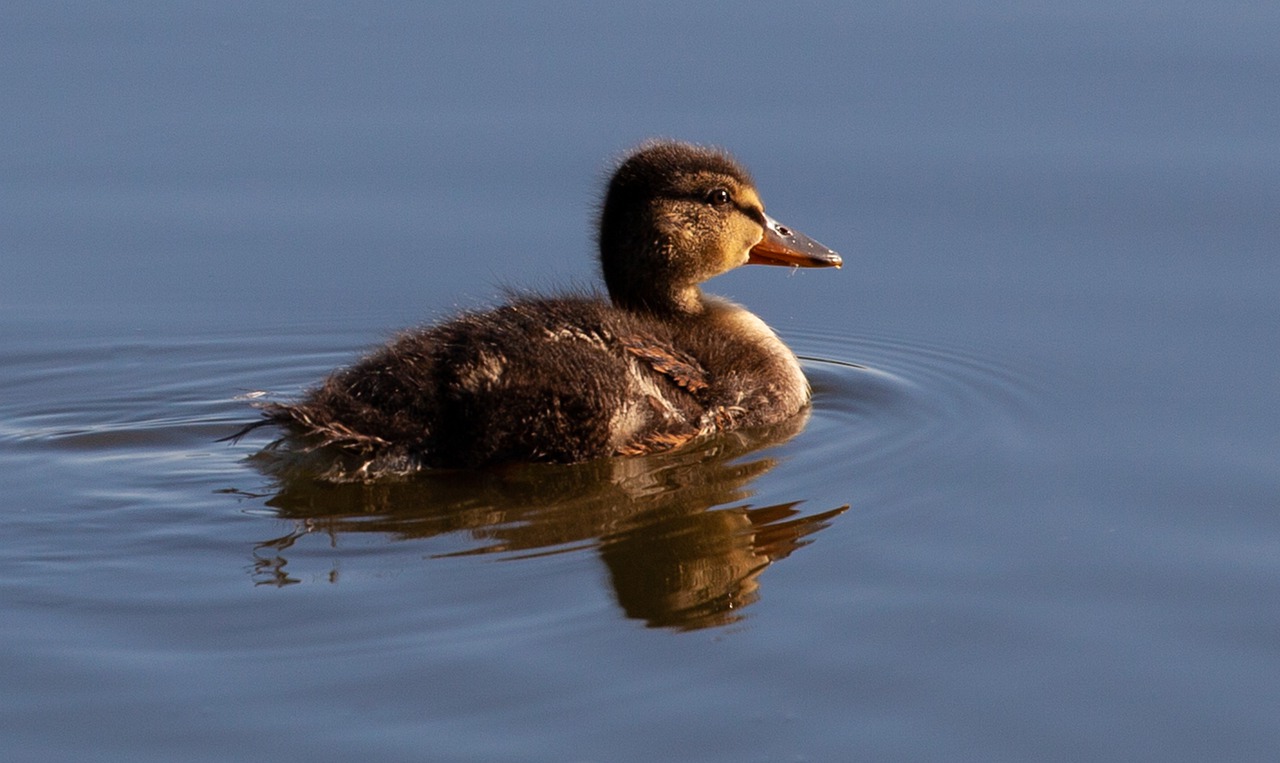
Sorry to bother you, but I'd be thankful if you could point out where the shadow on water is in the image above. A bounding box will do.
[241,412,848,631]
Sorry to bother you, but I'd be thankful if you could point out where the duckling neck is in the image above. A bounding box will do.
[612,283,707,318]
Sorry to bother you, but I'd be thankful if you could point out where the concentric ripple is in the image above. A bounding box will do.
[786,326,1044,481]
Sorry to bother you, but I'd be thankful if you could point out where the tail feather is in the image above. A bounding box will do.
[216,417,276,443]
[218,402,392,456]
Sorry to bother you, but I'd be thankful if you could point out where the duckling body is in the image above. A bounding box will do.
[256,141,840,471]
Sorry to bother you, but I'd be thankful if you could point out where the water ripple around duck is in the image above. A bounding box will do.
[788,326,1043,483]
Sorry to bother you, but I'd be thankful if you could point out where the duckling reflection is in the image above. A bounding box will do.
[246,414,847,631]
[601,500,846,631]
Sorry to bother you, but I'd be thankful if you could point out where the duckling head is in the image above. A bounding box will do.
[598,140,841,316]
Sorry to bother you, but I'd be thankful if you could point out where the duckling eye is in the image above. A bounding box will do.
[706,188,732,207]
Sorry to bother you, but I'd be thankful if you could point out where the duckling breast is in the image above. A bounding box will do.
[671,297,811,429]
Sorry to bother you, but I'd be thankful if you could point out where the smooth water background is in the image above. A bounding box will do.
[3,3,1278,760]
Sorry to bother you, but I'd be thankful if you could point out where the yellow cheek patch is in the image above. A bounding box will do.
[722,215,762,270]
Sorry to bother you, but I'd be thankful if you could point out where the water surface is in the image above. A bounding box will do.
[3,3,1278,761]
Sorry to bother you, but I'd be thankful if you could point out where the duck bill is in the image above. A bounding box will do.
[748,215,842,268]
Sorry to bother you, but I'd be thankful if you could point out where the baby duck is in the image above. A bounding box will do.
[251,140,841,471]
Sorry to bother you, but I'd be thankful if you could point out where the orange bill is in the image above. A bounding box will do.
[748,215,842,268]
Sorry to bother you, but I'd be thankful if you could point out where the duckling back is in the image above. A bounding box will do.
[265,295,710,469]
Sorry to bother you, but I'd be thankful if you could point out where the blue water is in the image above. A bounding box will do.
[3,3,1278,760]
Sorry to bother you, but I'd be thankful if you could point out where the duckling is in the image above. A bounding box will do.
[246,140,841,471]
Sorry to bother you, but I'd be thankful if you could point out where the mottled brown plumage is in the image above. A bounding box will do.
[241,140,841,474]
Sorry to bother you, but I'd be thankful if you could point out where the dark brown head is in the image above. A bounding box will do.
[598,140,840,315]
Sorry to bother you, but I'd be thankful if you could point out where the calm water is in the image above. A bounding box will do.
[3,3,1278,760]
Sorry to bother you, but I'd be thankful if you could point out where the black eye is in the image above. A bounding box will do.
[707,188,731,206]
